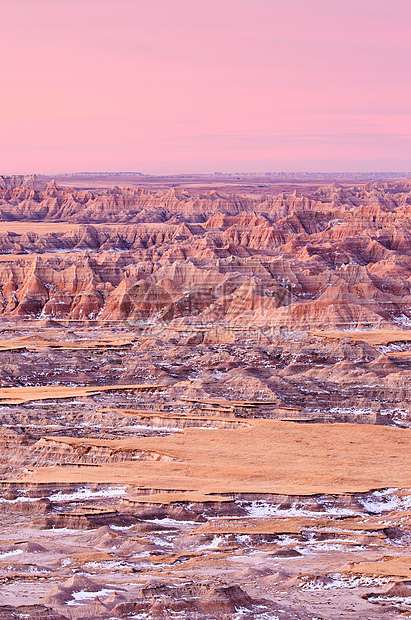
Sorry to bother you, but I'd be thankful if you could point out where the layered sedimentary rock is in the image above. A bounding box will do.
[2,175,411,619]
[0,176,411,331]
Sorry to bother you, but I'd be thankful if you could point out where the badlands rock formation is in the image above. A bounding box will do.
[1,174,411,618]
[1,175,411,332]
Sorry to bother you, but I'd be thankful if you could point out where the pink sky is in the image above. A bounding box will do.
[1,0,410,174]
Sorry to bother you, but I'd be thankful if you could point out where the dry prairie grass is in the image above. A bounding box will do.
[312,329,411,346]
[18,419,411,496]
[0,383,159,405]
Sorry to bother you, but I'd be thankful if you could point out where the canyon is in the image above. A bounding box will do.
[1,174,411,618]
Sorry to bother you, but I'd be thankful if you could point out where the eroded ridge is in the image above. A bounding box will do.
[2,175,411,618]
[2,479,411,619]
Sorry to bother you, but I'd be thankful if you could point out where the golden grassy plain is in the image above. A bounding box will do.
[0,333,135,352]
[19,419,411,496]
[311,329,411,346]
[0,383,159,405]
[0,222,136,234]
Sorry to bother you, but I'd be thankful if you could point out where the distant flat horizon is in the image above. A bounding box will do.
[3,171,411,180]
[3,170,410,196]
[40,171,411,179]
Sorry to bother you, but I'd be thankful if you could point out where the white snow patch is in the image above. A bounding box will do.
[197,535,224,551]
[0,549,23,559]
[67,588,114,605]
[303,572,390,590]
[358,488,411,514]
[149,517,199,527]
[242,499,355,518]
[239,488,411,519]
[0,496,40,504]
[84,560,126,570]
[49,486,126,502]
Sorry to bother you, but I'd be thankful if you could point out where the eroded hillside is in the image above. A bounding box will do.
[1,175,411,619]
[1,175,411,331]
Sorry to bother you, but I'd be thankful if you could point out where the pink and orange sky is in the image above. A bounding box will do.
[1,0,410,174]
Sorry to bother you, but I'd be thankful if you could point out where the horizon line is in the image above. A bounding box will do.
[5,171,411,178]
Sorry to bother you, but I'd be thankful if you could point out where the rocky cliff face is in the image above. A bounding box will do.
[0,178,411,330]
